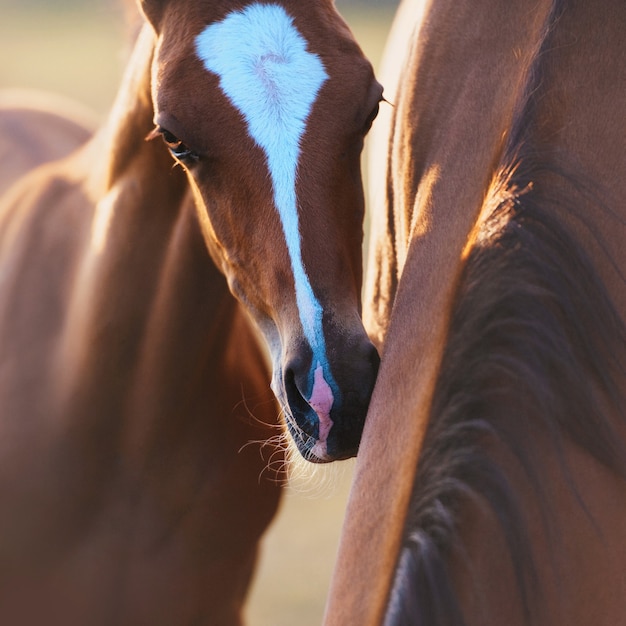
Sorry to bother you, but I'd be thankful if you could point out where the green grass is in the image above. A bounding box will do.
[0,5,395,624]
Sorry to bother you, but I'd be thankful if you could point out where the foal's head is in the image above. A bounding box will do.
[140,0,382,461]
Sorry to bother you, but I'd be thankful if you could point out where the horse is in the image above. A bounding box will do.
[141,0,382,462]
[0,89,96,194]
[324,0,626,624]
[0,33,281,626]
[0,0,380,623]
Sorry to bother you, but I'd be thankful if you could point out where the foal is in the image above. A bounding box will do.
[0,0,381,622]
[142,0,382,461]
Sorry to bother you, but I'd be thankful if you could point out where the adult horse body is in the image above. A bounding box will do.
[0,0,379,623]
[0,89,96,195]
[0,28,280,626]
[325,0,626,624]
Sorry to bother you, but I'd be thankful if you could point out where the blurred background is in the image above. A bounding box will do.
[0,1,397,624]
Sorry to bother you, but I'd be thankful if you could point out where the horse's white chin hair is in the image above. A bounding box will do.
[283,435,347,497]
[310,440,331,463]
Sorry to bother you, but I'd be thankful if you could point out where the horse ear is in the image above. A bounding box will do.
[138,0,167,27]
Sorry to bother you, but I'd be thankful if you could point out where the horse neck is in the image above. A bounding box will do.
[364,0,556,346]
[505,0,626,318]
[366,0,626,346]
[337,2,626,624]
[89,24,169,192]
[57,25,237,421]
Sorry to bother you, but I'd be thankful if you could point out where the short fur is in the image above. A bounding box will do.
[386,161,626,625]
[386,0,626,620]
[324,0,626,623]
[195,3,333,391]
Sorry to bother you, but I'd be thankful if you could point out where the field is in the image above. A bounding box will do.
[0,4,396,625]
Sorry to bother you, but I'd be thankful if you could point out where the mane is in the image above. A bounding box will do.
[385,2,626,623]
[386,166,626,626]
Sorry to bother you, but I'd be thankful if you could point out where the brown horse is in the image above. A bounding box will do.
[0,89,96,194]
[0,30,280,626]
[141,0,381,462]
[0,1,379,623]
[325,0,626,624]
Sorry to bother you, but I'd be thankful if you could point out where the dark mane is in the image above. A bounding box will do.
[386,160,626,625]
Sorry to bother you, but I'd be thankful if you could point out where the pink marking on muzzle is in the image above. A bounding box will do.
[308,363,334,455]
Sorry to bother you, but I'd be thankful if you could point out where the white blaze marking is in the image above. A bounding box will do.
[195,3,337,410]
[309,363,334,440]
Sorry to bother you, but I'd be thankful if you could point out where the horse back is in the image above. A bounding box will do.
[0,90,96,196]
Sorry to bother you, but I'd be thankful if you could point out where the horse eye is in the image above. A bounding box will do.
[155,126,199,163]
[161,128,179,145]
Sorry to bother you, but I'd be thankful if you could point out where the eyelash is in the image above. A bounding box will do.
[149,101,380,163]
[151,126,200,163]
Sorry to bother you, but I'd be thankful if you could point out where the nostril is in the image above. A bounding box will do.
[279,337,379,461]
[284,367,318,438]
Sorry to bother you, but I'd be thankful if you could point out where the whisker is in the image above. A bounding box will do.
[234,385,284,431]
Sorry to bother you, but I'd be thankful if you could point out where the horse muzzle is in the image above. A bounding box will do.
[275,333,380,462]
